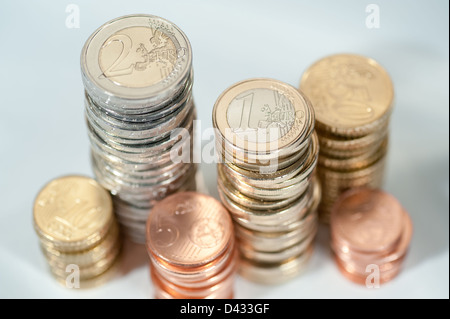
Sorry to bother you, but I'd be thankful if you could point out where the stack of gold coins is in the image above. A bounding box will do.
[213,78,320,284]
[146,192,237,299]
[81,14,197,243]
[300,54,394,223]
[330,188,413,285]
[33,176,121,288]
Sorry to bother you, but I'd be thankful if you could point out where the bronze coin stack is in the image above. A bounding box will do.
[146,192,237,299]
[300,54,394,223]
[330,188,413,285]
[81,14,197,243]
[213,78,320,284]
[33,176,121,288]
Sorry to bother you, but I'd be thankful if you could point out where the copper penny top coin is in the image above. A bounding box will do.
[330,188,405,253]
[333,208,413,265]
[33,175,113,249]
[213,78,314,153]
[146,192,233,267]
[300,54,393,134]
[81,14,192,103]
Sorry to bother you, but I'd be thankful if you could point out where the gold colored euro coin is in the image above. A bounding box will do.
[34,175,113,252]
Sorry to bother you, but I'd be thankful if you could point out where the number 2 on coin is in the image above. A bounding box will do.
[100,34,134,78]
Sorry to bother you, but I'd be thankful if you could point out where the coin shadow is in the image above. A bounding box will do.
[386,155,449,271]
[117,237,149,276]
[312,223,333,271]
[200,162,219,198]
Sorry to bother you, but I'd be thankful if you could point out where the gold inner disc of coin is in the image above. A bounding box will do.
[33,176,113,244]
[300,54,393,130]
[98,26,177,88]
[147,192,233,267]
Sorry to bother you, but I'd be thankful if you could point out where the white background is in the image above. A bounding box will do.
[0,0,448,298]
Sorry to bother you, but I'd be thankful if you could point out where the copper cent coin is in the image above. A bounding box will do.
[147,192,233,267]
[330,188,405,254]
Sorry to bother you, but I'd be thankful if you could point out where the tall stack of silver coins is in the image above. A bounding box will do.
[81,15,196,243]
[213,79,320,284]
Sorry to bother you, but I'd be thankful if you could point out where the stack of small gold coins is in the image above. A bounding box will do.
[213,78,320,284]
[300,54,394,222]
[33,176,121,287]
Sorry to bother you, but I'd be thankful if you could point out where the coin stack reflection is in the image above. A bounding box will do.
[146,192,236,299]
[300,54,394,223]
[81,14,197,243]
[330,188,413,285]
[33,176,121,287]
[213,78,320,284]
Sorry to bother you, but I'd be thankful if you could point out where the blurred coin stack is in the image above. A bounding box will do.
[213,78,320,284]
[81,15,197,243]
[33,176,121,288]
[300,54,394,223]
[330,188,413,285]
[146,192,236,299]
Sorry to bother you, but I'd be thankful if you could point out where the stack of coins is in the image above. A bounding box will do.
[300,54,394,223]
[81,14,197,243]
[33,176,121,287]
[146,192,236,298]
[330,188,413,285]
[213,78,320,284]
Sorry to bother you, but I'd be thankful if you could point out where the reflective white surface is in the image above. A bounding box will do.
[0,0,448,298]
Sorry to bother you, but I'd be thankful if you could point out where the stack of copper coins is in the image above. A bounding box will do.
[81,14,197,243]
[33,176,121,288]
[300,54,394,222]
[146,192,237,299]
[330,188,413,285]
[213,78,320,284]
